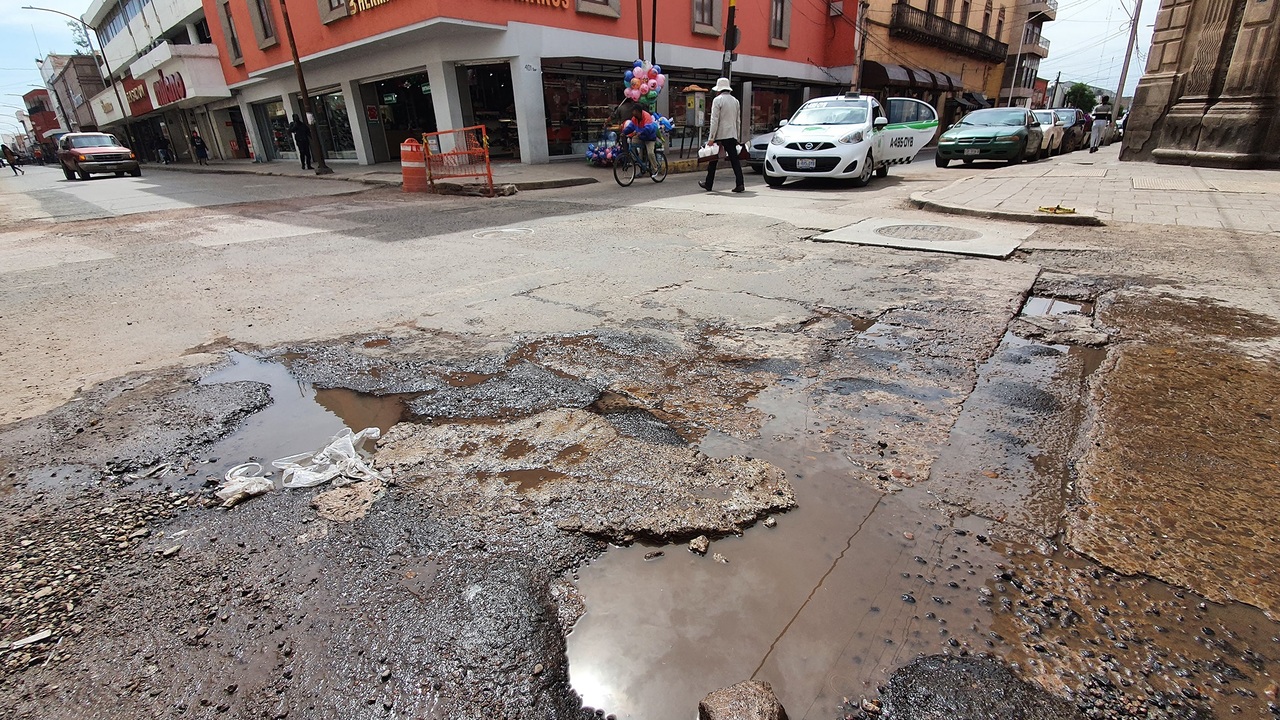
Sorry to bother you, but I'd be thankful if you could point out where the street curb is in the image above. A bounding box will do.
[143,163,598,192]
[908,190,1106,227]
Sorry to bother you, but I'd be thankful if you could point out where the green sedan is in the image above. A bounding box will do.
[935,108,1045,167]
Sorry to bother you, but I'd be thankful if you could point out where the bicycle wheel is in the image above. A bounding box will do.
[613,150,636,187]
[650,152,668,183]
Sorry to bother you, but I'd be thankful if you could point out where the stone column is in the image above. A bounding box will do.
[237,99,269,163]
[425,60,465,132]
[740,80,753,140]
[510,56,549,164]
[340,78,375,165]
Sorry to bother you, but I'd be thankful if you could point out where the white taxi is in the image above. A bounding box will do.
[762,93,939,188]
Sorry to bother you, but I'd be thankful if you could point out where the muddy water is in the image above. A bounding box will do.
[567,381,1009,718]
[201,352,404,485]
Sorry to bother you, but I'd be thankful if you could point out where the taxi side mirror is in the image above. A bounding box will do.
[873,117,888,129]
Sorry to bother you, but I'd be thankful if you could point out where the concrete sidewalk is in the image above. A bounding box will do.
[911,145,1280,233]
[144,156,609,191]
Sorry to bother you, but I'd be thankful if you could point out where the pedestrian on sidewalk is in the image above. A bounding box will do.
[2,145,24,175]
[157,134,173,164]
[289,114,314,170]
[698,77,745,194]
[190,131,209,166]
[33,146,45,166]
[1090,96,1113,153]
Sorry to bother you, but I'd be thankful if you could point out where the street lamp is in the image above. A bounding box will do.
[1006,10,1047,107]
[21,5,134,149]
[277,0,332,175]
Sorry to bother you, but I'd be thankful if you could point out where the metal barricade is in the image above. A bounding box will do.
[420,125,495,196]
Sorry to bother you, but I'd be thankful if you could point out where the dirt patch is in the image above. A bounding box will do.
[1069,293,1280,616]
[377,408,795,543]
[311,478,385,522]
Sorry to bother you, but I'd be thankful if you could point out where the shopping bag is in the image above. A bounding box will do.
[697,142,719,163]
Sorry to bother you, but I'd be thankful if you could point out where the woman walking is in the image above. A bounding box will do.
[2,145,24,175]
[190,130,209,166]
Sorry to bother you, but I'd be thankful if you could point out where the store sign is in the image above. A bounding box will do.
[153,71,187,107]
[123,74,154,116]
[347,0,393,14]
[501,0,568,7]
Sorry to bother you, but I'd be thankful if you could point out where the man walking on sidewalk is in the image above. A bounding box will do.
[1090,96,1113,153]
[698,77,745,193]
[289,114,314,170]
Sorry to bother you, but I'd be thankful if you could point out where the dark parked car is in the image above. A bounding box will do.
[57,132,141,180]
[935,107,1044,167]
[1053,108,1088,152]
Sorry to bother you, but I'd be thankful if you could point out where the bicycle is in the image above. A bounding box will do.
[612,134,668,187]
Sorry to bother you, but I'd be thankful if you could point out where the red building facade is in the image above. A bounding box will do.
[199,0,858,164]
[22,89,65,152]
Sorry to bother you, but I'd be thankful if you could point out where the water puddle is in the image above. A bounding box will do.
[1021,296,1092,317]
[567,382,1009,718]
[200,352,407,487]
[498,468,568,493]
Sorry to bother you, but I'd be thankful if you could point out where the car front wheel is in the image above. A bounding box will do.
[852,151,874,187]
[1006,143,1025,166]
[763,169,786,188]
[62,164,75,181]
[935,155,949,168]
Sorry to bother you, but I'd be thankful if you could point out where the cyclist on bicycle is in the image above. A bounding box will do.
[623,104,660,177]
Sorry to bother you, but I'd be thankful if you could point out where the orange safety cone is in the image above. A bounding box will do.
[400,139,428,192]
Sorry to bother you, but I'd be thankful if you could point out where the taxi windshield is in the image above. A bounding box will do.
[790,101,869,126]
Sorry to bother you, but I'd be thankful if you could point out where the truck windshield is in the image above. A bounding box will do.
[70,135,122,148]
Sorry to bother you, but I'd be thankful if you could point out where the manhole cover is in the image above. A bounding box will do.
[472,228,535,239]
[874,224,982,243]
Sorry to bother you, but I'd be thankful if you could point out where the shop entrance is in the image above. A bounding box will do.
[463,63,519,160]
[251,99,294,161]
[227,107,251,159]
[365,72,437,161]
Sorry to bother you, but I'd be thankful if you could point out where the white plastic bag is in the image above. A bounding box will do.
[273,428,384,489]
[698,142,719,159]
[215,462,274,505]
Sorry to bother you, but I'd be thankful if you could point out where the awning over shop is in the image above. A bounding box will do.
[863,62,964,92]
[862,61,914,88]
[963,92,992,108]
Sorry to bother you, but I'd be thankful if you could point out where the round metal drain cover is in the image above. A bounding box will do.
[472,227,535,239]
[874,224,981,243]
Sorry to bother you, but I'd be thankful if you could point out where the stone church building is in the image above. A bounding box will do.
[1122,0,1278,168]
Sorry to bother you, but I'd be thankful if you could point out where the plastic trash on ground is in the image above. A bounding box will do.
[215,462,274,507]
[273,428,384,489]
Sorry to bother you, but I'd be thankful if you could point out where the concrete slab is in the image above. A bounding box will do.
[812,216,1036,258]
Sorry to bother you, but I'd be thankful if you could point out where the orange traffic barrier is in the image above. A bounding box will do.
[421,125,494,196]
[400,139,428,193]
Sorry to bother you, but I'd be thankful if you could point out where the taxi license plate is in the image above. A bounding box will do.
[963,148,980,156]
[796,158,816,169]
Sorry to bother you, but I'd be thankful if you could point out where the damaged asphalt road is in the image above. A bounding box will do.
[2,187,1280,719]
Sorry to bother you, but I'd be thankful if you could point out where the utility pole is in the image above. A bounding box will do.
[852,0,869,92]
[1051,71,1061,107]
[635,0,644,60]
[1113,0,1142,118]
[649,0,657,65]
[722,0,737,79]
[278,0,331,174]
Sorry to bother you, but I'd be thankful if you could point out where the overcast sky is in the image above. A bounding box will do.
[1038,0,1156,98]
[0,0,86,130]
[1,0,1155,130]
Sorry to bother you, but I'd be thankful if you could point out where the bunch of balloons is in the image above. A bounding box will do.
[585,130,619,166]
[624,60,666,109]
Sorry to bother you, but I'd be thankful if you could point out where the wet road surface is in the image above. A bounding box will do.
[2,154,1279,719]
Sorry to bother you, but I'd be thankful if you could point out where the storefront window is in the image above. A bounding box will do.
[309,91,356,160]
[540,71,625,157]
[750,87,800,135]
[252,99,293,160]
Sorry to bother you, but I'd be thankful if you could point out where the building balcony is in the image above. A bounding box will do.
[889,2,1009,63]
[1025,0,1057,21]
[1015,32,1051,58]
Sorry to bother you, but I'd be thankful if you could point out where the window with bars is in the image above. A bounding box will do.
[252,0,276,40]
[982,0,992,34]
[691,0,722,35]
[220,0,242,62]
[995,8,1004,40]
[694,0,714,25]
[769,0,790,46]
[959,0,971,25]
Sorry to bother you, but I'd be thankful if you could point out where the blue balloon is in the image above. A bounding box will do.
[633,60,644,68]
[624,70,634,83]
[652,65,662,75]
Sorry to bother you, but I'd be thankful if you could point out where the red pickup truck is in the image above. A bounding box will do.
[57,132,141,180]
